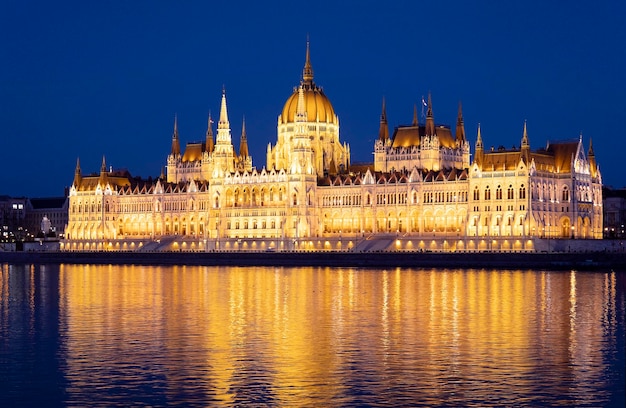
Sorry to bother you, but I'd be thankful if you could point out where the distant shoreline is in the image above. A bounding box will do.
[2,250,626,271]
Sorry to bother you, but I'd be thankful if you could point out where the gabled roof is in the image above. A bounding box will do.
[482,149,521,171]
[182,142,205,162]
[545,140,578,172]
[391,124,457,149]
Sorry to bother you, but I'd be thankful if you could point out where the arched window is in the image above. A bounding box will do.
[485,186,491,200]
[292,193,298,205]
[507,185,514,200]
[562,186,569,202]
[519,185,526,199]
[496,185,502,200]
[473,186,480,201]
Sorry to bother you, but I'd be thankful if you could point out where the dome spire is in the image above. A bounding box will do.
[412,103,418,126]
[302,36,314,86]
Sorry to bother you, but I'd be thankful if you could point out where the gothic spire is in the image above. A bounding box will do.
[425,92,435,136]
[99,155,108,186]
[521,120,529,147]
[378,97,389,142]
[215,88,233,148]
[412,103,418,127]
[476,123,483,149]
[171,115,181,156]
[455,101,465,142]
[475,123,484,167]
[206,112,214,153]
[218,88,229,130]
[588,136,598,178]
[239,116,249,157]
[73,157,82,187]
[521,120,530,163]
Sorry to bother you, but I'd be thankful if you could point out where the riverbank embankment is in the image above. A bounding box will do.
[2,250,626,271]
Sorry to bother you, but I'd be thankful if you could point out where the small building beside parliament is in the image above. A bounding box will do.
[63,43,603,252]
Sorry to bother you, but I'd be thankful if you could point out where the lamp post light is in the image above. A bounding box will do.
[571,225,575,239]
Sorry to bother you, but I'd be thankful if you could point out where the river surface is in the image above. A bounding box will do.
[1,264,624,407]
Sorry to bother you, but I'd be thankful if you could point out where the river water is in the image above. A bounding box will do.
[1,264,624,407]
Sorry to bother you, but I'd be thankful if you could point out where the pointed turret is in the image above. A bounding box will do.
[412,103,419,127]
[218,88,229,130]
[455,101,466,143]
[425,92,435,136]
[474,123,484,168]
[378,97,389,142]
[302,37,314,87]
[588,136,598,178]
[212,88,236,173]
[239,116,249,157]
[521,120,530,163]
[171,115,181,156]
[99,155,108,186]
[215,88,233,146]
[73,157,82,187]
[205,112,214,153]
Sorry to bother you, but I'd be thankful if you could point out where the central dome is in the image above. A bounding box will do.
[279,41,337,125]
[280,85,336,124]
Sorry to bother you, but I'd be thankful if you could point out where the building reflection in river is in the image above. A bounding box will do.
[1,264,623,406]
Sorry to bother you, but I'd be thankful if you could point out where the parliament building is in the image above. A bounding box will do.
[63,43,603,252]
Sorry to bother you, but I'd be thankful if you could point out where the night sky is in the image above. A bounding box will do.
[2,0,625,198]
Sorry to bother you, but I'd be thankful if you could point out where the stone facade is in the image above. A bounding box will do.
[63,44,603,252]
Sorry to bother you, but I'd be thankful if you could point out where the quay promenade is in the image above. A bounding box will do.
[2,247,626,271]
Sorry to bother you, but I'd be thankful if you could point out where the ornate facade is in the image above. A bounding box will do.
[63,43,603,252]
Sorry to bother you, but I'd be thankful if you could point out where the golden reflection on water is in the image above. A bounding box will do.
[48,265,623,406]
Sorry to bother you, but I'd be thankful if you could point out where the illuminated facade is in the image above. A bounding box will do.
[63,43,603,252]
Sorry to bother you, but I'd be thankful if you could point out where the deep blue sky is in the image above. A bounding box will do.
[2,0,625,197]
